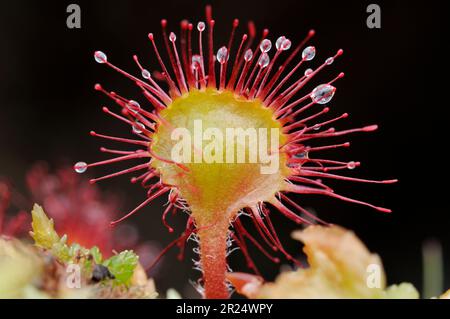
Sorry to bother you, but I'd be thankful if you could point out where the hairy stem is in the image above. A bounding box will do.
[198,216,230,299]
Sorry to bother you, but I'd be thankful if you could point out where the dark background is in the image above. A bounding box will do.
[0,0,447,297]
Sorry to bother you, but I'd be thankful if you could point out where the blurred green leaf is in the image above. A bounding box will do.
[103,250,138,286]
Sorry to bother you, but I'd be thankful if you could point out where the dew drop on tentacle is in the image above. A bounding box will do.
[197,21,205,31]
[216,46,229,64]
[244,49,253,61]
[258,53,270,68]
[294,151,309,159]
[94,51,107,64]
[310,84,336,104]
[169,32,177,42]
[304,68,313,77]
[347,161,356,170]
[259,39,272,53]
[326,57,334,65]
[127,100,141,114]
[74,161,88,174]
[132,121,145,134]
[301,46,316,61]
[281,38,291,51]
[192,54,202,65]
[141,69,151,79]
[275,36,291,51]
[275,36,285,50]
[191,54,203,73]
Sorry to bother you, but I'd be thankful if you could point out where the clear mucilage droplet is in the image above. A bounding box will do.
[275,36,285,50]
[141,69,151,79]
[275,36,291,51]
[294,151,309,159]
[94,51,107,64]
[127,100,141,114]
[304,68,313,77]
[132,121,145,134]
[197,21,205,32]
[259,39,272,53]
[310,84,336,104]
[281,39,291,50]
[169,32,177,42]
[192,55,202,64]
[347,161,356,170]
[216,46,229,64]
[191,55,202,70]
[244,49,253,62]
[74,161,87,173]
[326,57,334,65]
[258,53,270,68]
[302,46,316,61]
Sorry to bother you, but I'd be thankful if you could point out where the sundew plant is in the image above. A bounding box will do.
[73,5,397,298]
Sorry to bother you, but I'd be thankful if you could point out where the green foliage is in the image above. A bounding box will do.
[30,204,138,286]
[90,246,103,264]
[103,250,139,285]
[29,204,60,250]
[384,283,420,299]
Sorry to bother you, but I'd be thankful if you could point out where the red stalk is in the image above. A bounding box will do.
[198,216,230,299]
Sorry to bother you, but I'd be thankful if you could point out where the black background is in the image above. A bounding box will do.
[0,0,447,298]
